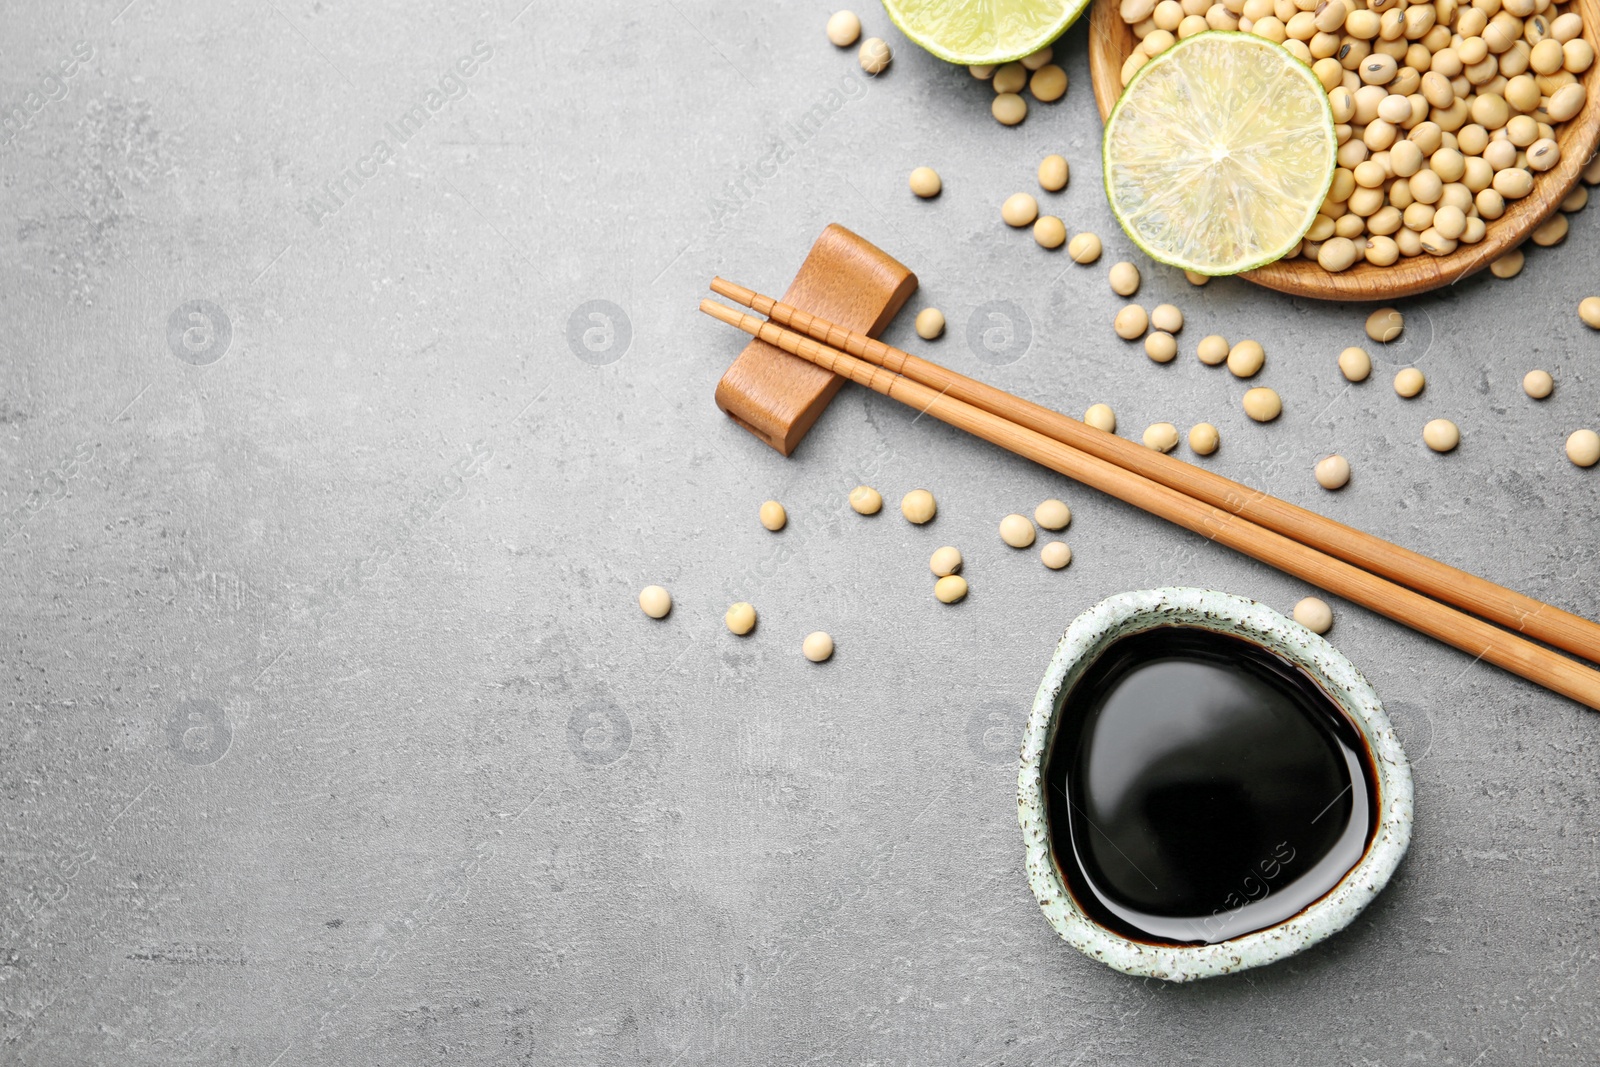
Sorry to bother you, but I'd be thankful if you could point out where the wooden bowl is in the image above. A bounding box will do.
[1086,0,1600,300]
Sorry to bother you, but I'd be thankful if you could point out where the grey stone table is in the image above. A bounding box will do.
[3,1,1598,1063]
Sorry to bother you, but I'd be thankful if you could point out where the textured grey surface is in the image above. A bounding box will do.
[2,1,1599,1063]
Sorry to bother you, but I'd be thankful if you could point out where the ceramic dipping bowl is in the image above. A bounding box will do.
[1017,587,1413,982]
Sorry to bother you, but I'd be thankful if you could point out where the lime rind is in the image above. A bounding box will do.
[1102,31,1337,276]
[881,0,1089,66]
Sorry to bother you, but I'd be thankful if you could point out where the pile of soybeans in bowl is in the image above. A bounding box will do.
[1115,0,1594,271]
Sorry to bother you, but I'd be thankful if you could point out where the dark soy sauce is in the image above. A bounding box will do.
[1044,626,1376,946]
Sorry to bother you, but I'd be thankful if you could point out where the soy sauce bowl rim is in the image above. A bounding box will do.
[1017,586,1413,983]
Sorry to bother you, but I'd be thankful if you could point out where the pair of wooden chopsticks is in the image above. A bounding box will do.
[700,278,1600,713]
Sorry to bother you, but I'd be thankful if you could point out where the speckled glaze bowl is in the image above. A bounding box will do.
[1018,587,1413,982]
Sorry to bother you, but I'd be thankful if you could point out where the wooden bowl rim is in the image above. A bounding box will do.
[1086,0,1600,301]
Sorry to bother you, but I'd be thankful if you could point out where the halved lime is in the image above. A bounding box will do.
[882,0,1087,66]
[1103,31,1337,276]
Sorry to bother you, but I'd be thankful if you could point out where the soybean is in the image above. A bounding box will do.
[1034,215,1067,249]
[1145,330,1178,361]
[1109,261,1141,296]
[1188,422,1220,455]
[934,575,969,603]
[1038,154,1070,191]
[901,489,937,524]
[1227,339,1266,378]
[1084,403,1117,432]
[1034,499,1072,530]
[1243,387,1283,422]
[1581,297,1600,329]
[1366,307,1404,342]
[1315,454,1351,489]
[1493,167,1534,199]
[1293,596,1334,634]
[1143,422,1180,452]
[1394,367,1425,397]
[930,546,963,576]
[1115,304,1150,339]
[1040,541,1073,569]
[1197,335,1230,365]
[802,631,835,662]
[1491,249,1525,278]
[1339,346,1372,381]
[859,37,892,73]
[993,62,1027,93]
[826,10,862,45]
[850,485,883,515]
[1522,369,1553,399]
[1068,233,1102,263]
[1002,192,1039,227]
[1532,214,1568,247]
[1567,429,1600,468]
[725,602,757,635]
[1000,513,1037,548]
[909,166,942,198]
[993,93,1028,125]
[1423,418,1460,452]
[639,585,672,619]
[759,500,787,531]
[915,308,946,339]
[1319,237,1360,271]
[1031,64,1069,102]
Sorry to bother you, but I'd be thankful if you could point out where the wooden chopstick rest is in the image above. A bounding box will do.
[712,225,916,456]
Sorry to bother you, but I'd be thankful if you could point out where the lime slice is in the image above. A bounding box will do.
[1103,31,1337,276]
[882,0,1086,66]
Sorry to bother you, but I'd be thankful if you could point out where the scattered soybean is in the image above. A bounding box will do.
[901,489,937,524]
[1143,422,1180,452]
[1000,513,1037,548]
[826,10,862,45]
[1243,387,1283,422]
[1109,261,1141,296]
[850,485,884,515]
[639,585,672,619]
[1338,347,1372,382]
[725,602,757,635]
[1423,418,1460,452]
[859,37,891,73]
[1315,454,1351,489]
[803,631,835,662]
[1040,541,1073,569]
[1293,596,1334,635]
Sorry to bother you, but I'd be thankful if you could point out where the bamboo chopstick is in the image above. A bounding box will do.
[699,296,1600,713]
[710,276,1600,669]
